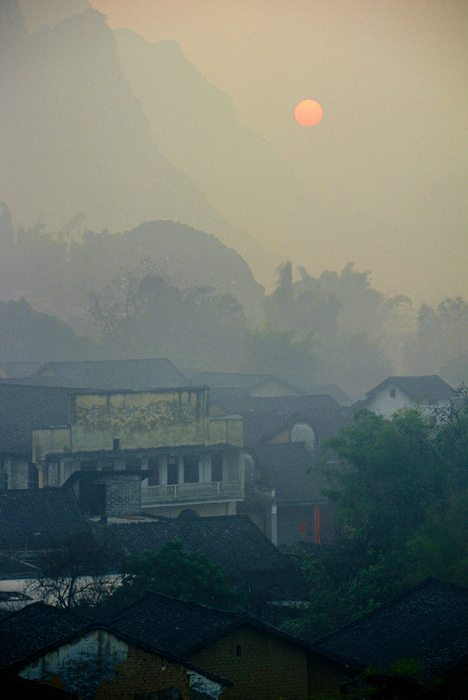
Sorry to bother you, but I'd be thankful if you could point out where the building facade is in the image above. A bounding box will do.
[0,384,244,519]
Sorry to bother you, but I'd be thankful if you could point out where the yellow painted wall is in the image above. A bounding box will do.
[209,416,243,447]
[32,427,71,463]
[34,390,243,460]
[70,390,209,452]
[191,624,340,700]
[19,629,222,700]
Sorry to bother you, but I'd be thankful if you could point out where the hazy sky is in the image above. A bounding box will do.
[18,1,468,303]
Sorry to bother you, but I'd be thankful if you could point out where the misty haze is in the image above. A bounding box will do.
[1,2,468,699]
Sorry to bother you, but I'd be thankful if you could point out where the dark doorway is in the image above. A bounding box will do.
[183,456,199,483]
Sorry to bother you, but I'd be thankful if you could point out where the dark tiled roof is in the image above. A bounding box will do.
[0,601,231,687]
[364,375,457,402]
[252,395,353,441]
[249,443,332,504]
[209,388,256,415]
[29,358,188,390]
[302,383,352,405]
[0,488,88,552]
[190,371,302,394]
[314,578,468,680]
[210,390,352,447]
[113,592,240,656]
[240,394,352,446]
[0,362,42,379]
[241,410,289,446]
[109,515,290,575]
[0,384,72,456]
[113,591,323,660]
[0,602,91,669]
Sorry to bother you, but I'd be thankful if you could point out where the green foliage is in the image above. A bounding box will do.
[108,541,243,612]
[89,268,247,369]
[405,297,468,380]
[262,261,396,398]
[301,391,468,638]
[325,408,437,554]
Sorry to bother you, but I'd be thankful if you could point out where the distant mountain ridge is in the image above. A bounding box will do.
[114,29,314,259]
[1,0,317,284]
[0,2,258,261]
[0,219,265,324]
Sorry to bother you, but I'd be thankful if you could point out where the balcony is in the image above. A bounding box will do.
[141,480,242,506]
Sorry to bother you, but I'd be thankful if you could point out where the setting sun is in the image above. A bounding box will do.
[294,99,323,126]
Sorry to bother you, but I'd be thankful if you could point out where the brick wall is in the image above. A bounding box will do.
[93,644,193,700]
[20,630,206,700]
[190,624,340,700]
[103,473,142,517]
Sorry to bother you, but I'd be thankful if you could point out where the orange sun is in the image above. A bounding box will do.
[294,99,323,126]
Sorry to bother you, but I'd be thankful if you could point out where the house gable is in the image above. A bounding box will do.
[190,623,340,700]
[112,592,341,700]
[0,603,229,700]
[358,375,457,418]
[18,628,227,700]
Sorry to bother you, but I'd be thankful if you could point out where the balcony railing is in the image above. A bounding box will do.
[141,480,242,506]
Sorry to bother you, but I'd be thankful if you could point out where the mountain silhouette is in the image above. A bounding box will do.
[115,29,314,258]
[0,2,258,260]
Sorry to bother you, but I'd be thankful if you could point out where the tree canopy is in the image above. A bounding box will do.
[107,541,243,612]
[300,389,468,639]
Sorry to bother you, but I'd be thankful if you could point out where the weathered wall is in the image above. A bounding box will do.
[32,428,71,464]
[306,654,342,699]
[70,390,209,452]
[33,389,213,459]
[19,629,221,700]
[209,417,242,448]
[190,624,338,700]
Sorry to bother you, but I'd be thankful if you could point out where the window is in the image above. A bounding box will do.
[183,456,200,483]
[2,472,8,490]
[28,463,39,489]
[211,453,223,482]
[148,457,160,486]
[113,438,120,450]
[167,457,179,485]
[390,388,396,397]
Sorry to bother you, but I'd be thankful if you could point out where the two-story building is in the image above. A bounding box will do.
[0,383,244,520]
